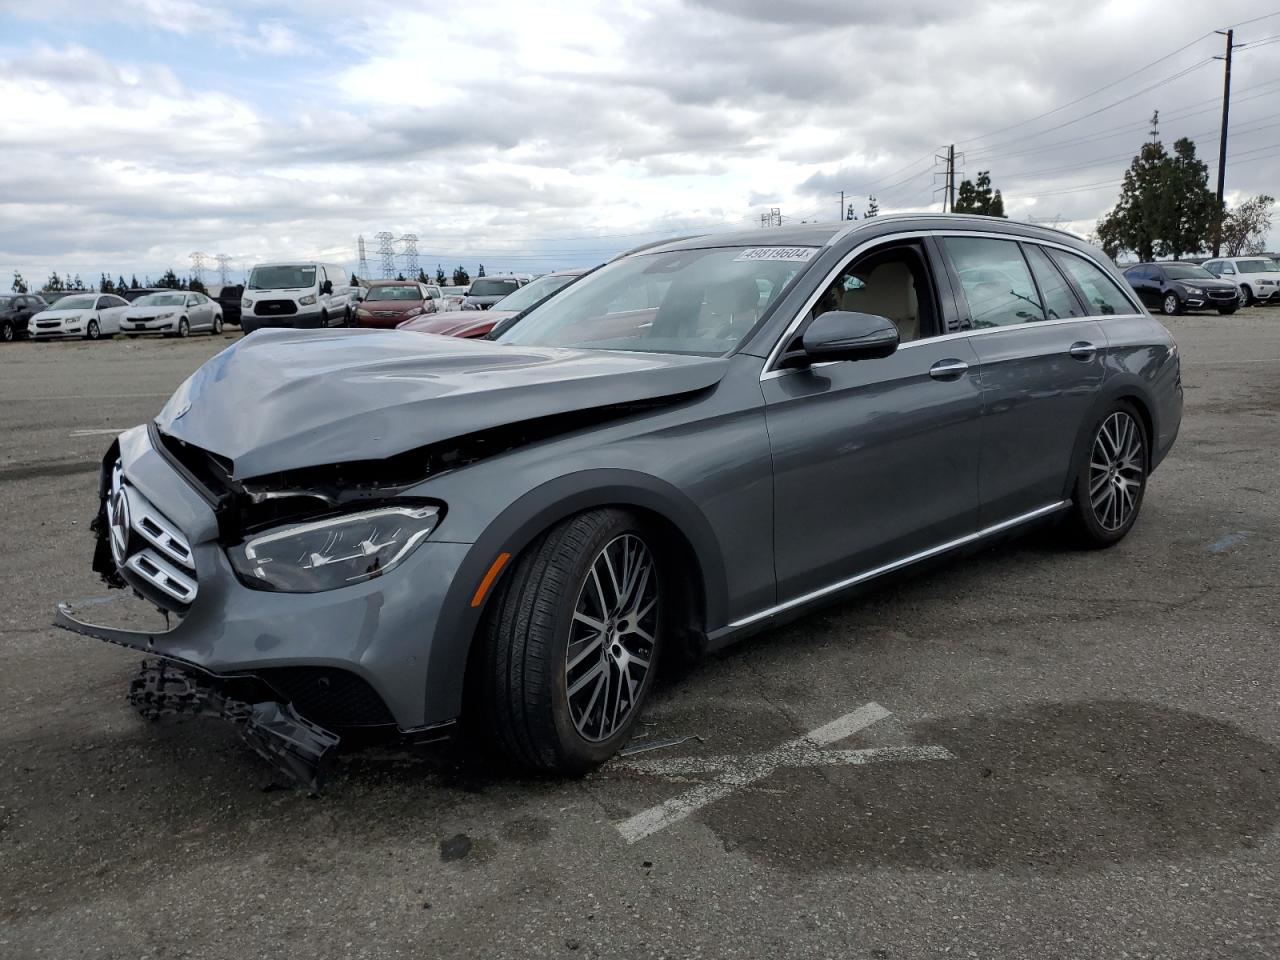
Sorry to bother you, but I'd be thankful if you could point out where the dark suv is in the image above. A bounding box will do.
[0,293,48,341]
[1122,262,1239,316]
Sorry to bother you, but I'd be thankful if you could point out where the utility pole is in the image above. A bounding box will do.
[840,190,845,221]
[947,144,956,213]
[1212,28,1234,257]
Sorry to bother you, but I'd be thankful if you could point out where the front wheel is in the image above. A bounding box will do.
[85,318,101,340]
[1241,285,1254,307]
[0,320,13,343]
[176,317,189,338]
[1218,306,1237,315]
[1065,402,1148,548]
[1161,293,1180,316]
[480,509,664,772]
[212,314,223,335]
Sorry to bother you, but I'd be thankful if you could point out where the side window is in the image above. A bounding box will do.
[1222,263,1237,275]
[810,240,938,344]
[1048,250,1136,316]
[943,237,1044,327]
[1022,244,1085,320]
[1204,262,1222,276]
[96,296,110,309]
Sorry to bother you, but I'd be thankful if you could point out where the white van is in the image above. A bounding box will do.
[240,262,355,333]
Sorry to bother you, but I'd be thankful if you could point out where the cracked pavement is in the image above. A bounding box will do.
[1,310,1278,959]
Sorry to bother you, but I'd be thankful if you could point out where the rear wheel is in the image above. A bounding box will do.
[1161,292,1180,316]
[1065,402,1148,548]
[481,508,664,772]
[85,318,101,340]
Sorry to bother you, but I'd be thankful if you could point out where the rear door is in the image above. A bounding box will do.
[762,236,983,603]
[940,236,1106,525]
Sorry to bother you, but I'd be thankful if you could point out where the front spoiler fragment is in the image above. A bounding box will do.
[129,659,341,793]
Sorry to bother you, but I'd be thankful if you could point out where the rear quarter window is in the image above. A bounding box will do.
[1048,250,1137,316]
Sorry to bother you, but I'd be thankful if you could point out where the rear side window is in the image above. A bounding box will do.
[944,237,1044,327]
[1049,250,1136,316]
[1023,244,1085,320]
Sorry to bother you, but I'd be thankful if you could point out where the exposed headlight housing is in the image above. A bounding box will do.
[299,294,317,306]
[228,505,441,593]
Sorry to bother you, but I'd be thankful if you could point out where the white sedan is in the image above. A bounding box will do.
[28,293,130,340]
[120,291,223,337]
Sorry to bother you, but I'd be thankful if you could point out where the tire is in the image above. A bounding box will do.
[85,318,101,340]
[177,317,189,338]
[0,320,13,343]
[343,308,352,327]
[1218,306,1237,315]
[1065,401,1149,549]
[481,508,664,773]
[212,314,223,335]
[1161,292,1180,316]
[319,311,329,328]
[1241,285,1254,307]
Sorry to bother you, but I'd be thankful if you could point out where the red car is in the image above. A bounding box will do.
[353,280,441,329]
[399,268,587,338]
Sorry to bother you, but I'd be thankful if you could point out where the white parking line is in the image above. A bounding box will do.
[69,428,127,437]
[614,702,954,843]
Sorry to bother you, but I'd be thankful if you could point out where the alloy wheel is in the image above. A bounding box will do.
[87,319,100,340]
[564,533,659,742]
[1162,294,1178,315]
[1,321,12,342]
[1089,411,1145,532]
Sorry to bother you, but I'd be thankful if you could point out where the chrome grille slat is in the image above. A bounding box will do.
[108,460,198,606]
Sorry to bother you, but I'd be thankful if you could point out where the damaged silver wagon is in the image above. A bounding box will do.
[58,215,1183,787]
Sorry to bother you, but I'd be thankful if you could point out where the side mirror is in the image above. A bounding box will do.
[794,311,899,365]
[321,279,334,295]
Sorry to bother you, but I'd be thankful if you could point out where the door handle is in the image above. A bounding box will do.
[929,358,969,381]
[1069,341,1098,361]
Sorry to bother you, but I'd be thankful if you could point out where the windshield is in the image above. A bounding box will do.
[366,285,422,301]
[492,274,577,312]
[442,286,466,296]
[134,293,185,307]
[469,278,521,298]
[498,246,811,356]
[1164,264,1214,281]
[53,295,97,310]
[248,265,316,290]
[1239,259,1279,273]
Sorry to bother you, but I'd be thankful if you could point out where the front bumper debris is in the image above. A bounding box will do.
[129,658,341,792]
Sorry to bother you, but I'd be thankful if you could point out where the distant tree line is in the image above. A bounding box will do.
[14,269,207,295]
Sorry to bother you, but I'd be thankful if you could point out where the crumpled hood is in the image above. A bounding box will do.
[156,328,729,479]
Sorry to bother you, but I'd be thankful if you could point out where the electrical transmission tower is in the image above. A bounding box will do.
[375,232,396,278]
[215,254,231,285]
[759,208,782,228]
[934,145,963,212]
[400,234,420,278]
[189,252,207,284]
[357,235,371,279]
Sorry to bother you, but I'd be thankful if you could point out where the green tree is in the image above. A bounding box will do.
[436,265,446,285]
[452,266,471,286]
[116,275,127,292]
[417,268,430,284]
[477,264,486,277]
[349,273,359,286]
[130,274,140,289]
[99,273,114,293]
[1096,113,1216,261]
[189,277,207,294]
[395,273,406,281]
[865,196,879,218]
[71,274,85,290]
[158,269,181,289]
[953,171,1005,217]
[1221,194,1275,257]
[11,271,28,293]
[44,271,64,292]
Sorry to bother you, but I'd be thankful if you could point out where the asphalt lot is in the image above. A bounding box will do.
[2,310,1279,959]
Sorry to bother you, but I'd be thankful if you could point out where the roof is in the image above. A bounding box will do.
[629,213,1091,257]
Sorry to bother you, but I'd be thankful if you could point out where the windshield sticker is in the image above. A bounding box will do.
[734,247,818,263]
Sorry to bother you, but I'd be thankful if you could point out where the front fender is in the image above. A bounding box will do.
[421,469,731,726]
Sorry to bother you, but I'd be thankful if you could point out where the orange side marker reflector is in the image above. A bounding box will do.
[471,552,512,608]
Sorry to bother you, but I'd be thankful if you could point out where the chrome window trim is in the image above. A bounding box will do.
[728,500,1071,629]
[761,228,1144,379]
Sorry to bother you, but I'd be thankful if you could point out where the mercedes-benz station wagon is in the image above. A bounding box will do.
[58,214,1182,787]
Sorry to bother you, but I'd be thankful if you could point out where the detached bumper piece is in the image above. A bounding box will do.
[129,659,341,792]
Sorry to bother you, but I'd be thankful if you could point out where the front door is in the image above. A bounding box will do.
[763,239,983,603]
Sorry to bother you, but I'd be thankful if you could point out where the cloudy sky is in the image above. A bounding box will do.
[1,0,1278,286]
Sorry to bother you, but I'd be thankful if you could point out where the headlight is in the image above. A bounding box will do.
[157,311,176,319]
[299,294,317,306]
[241,297,252,308]
[228,505,441,593]
[356,307,371,317]
[1182,285,1204,295]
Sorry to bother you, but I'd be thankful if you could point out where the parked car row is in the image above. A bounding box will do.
[1121,256,1280,316]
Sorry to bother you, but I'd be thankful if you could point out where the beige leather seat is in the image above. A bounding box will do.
[840,261,919,342]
